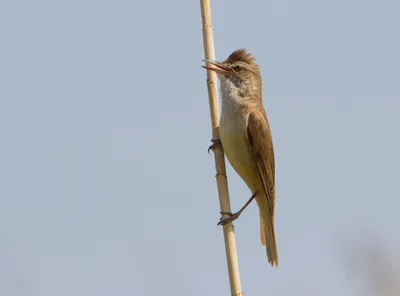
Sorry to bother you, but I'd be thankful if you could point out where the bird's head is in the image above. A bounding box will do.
[202,49,262,98]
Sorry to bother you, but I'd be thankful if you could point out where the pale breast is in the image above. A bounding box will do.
[220,104,258,192]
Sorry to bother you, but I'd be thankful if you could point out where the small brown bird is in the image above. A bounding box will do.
[203,49,278,267]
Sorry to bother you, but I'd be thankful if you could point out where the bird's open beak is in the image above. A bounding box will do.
[202,60,232,74]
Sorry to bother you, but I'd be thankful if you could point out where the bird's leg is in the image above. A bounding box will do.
[208,138,222,154]
[218,192,258,225]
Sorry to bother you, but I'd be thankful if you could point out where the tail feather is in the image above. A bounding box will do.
[260,219,266,248]
[257,196,278,267]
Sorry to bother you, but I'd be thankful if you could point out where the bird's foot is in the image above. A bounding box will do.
[218,211,242,225]
[217,192,258,226]
[208,138,222,154]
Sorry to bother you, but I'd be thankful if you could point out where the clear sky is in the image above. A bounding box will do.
[1,0,399,295]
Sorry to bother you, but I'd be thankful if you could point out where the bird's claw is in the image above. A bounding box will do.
[208,138,222,154]
[218,211,241,225]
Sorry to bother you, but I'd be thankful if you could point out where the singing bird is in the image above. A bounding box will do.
[203,49,278,267]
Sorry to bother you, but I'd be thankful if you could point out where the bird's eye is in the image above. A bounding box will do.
[233,65,243,71]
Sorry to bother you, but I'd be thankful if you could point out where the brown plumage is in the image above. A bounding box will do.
[202,49,278,266]
[225,49,256,64]
[247,110,277,266]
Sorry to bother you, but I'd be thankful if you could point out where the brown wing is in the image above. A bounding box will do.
[247,110,275,215]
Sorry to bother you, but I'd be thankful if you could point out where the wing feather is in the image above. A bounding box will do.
[247,110,275,217]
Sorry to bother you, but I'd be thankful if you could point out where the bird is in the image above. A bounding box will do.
[202,49,278,267]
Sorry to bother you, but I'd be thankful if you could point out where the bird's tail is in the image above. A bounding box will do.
[257,195,278,267]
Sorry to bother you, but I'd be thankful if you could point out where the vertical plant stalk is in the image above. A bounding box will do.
[200,1,243,295]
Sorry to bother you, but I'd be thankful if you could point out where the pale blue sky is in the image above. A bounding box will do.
[1,0,399,295]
